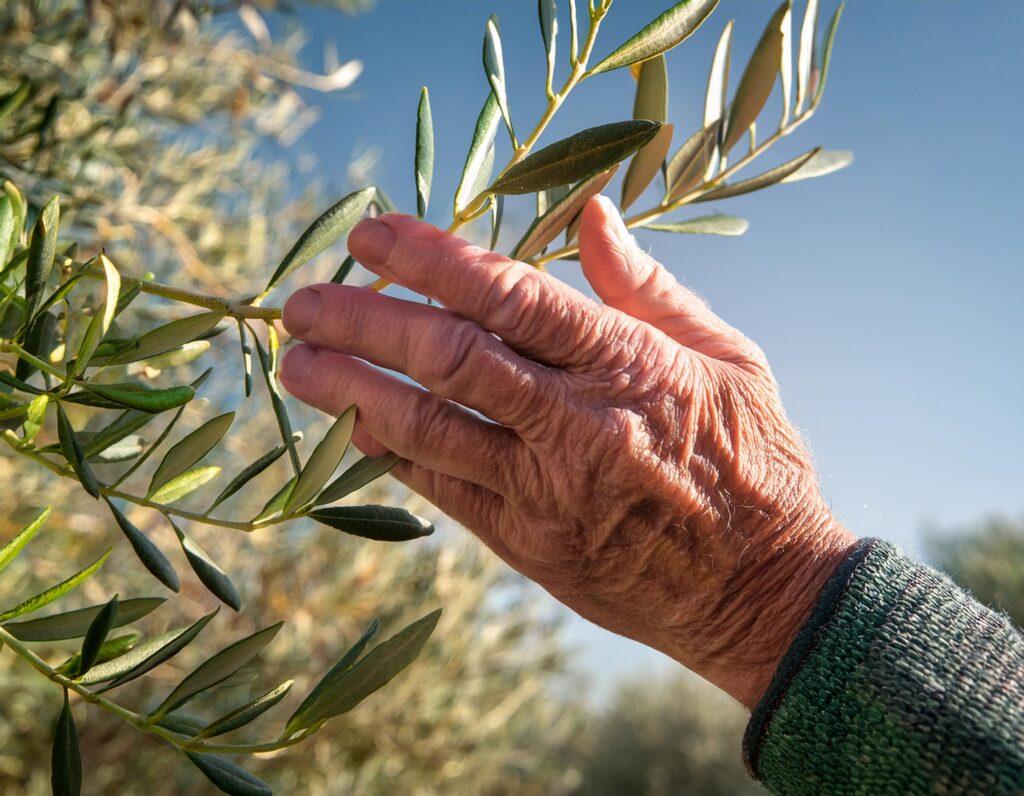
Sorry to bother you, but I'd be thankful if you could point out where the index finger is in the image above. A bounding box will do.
[348,214,606,369]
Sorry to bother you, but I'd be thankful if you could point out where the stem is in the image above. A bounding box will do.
[0,626,317,755]
[0,341,66,380]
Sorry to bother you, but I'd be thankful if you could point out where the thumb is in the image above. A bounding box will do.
[578,195,768,374]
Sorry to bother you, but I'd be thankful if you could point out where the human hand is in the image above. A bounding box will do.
[280,196,856,708]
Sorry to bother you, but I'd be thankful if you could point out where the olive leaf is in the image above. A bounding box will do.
[265,187,376,292]
[796,0,819,113]
[56,402,102,499]
[490,193,505,250]
[57,633,140,677]
[779,149,853,183]
[2,597,163,641]
[194,680,293,739]
[0,506,50,573]
[512,167,618,261]
[82,409,159,460]
[25,195,59,318]
[665,123,719,202]
[207,442,290,513]
[779,2,794,127]
[104,498,180,592]
[137,340,211,371]
[284,405,356,514]
[622,124,673,212]
[483,14,515,144]
[705,20,733,129]
[149,466,221,505]
[643,214,749,236]
[251,326,300,474]
[811,3,844,109]
[330,253,358,285]
[74,383,196,413]
[314,452,400,507]
[455,93,501,215]
[622,54,672,210]
[170,520,241,611]
[185,753,271,796]
[71,253,120,379]
[251,477,296,525]
[51,688,82,796]
[77,595,118,676]
[415,87,434,218]
[309,505,434,542]
[489,120,661,195]
[694,146,820,201]
[588,0,720,74]
[285,609,440,734]
[148,412,234,497]
[105,311,225,366]
[0,195,13,267]
[151,622,283,718]
[538,0,558,93]
[723,1,789,154]
[22,393,48,443]
[0,550,111,622]
[17,310,57,381]
[236,321,254,397]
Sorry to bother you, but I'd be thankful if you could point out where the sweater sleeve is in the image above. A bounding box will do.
[743,538,1024,795]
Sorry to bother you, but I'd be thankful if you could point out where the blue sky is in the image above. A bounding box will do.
[283,0,1024,691]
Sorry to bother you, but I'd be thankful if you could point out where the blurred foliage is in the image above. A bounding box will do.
[927,515,1024,628]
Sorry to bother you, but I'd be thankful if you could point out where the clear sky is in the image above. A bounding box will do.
[283,0,1024,692]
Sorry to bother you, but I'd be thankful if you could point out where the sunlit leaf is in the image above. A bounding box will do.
[57,632,140,676]
[704,21,733,128]
[195,680,293,739]
[21,393,47,443]
[0,549,111,622]
[72,254,121,379]
[25,196,59,318]
[56,403,102,499]
[152,623,283,717]
[513,167,618,261]
[148,412,234,497]
[723,1,790,153]
[185,753,271,796]
[2,597,163,641]
[92,610,218,689]
[622,124,674,212]
[208,443,289,513]
[0,194,13,269]
[483,14,515,144]
[265,188,376,292]
[138,340,210,371]
[694,147,820,201]
[314,452,399,507]
[811,2,844,109]
[490,120,661,195]
[415,87,434,218]
[588,0,720,74]
[150,466,221,505]
[0,506,50,574]
[622,54,672,210]
[251,477,296,525]
[105,311,225,366]
[779,2,794,127]
[284,406,356,514]
[77,595,118,676]
[455,94,501,216]
[104,498,180,592]
[171,520,241,611]
[285,609,440,733]
[664,124,719,201]
[779,148,853,183]
[51,689,81,796]
[86,434,143,463]
[643,214,749,236]
[309,505,434,542]
[796,0,819,112]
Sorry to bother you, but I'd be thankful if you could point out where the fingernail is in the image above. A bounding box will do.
[281,344,316,384]
[283,287,321,336]
[349,218,397,266]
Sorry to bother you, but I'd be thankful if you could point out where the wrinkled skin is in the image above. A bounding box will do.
[281,196,856,708]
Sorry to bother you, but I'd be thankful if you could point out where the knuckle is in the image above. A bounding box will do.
[484,265,544,340]
[421,317,486,394]
[403,392,451,460]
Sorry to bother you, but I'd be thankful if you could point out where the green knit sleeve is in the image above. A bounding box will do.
[743,538,1024,795]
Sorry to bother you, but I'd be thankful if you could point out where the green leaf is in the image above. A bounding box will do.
[329,253,357,285]
[537,185,570,218]
[795,0,819,113]
[513,167,618,261]
[86,434,143,463]
[195,680,293,739]
[72,254,120,378]
[105,311,225,366]
[665,124,719,202]
[643,214,749,236]
[0,549,111,622]
[285,617,379,736]
[415,87,434,218]
[588,0,720,74]
[0,371,43,394]
[25,196,59,318]
[57,632,140,676]
[22,393,48,443]
[171,521,241,611]
[455,93,501,218]
[155,713,205,737]
[490,193,504,250]
[621,55,672,211]
[704,19,733,128]
[314,452,399,507]
[149,466,220,504]
[694,147,820,201]
[91,609,218,689]
[723,1,790,154]
[74,383,196,413]
[265,188,376,292]
[51,689,82,796]
[285,609,440,732]
[77,595,118,676]
[284,406,356,514]
[3,181,25,252]
[250,477,296,525]
[104,498,180,592]
[82,409,158,460]
[148,412,234,497]
[309,505,434,542]
[251,327,300,475]
[56,403,102,499]
[153,623,283,718]
[811,3,843,109]
[779,3,794,127]
[779,148,853,183]
[632,53,669,124]
[2,597,163,641]
[207,443,289,513]
[0,195,14,268]
[490,120,662,195]
[483,14,515,145]
[16,311,57,381]
[622,123,674,212]
[538,0,558,92]
[0,506,50,574]
[185,753,271,796]
[138,340,211,371]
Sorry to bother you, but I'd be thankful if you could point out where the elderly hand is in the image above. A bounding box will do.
[280,195,856,708]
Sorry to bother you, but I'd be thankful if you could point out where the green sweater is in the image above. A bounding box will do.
[744,539,1024,795]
